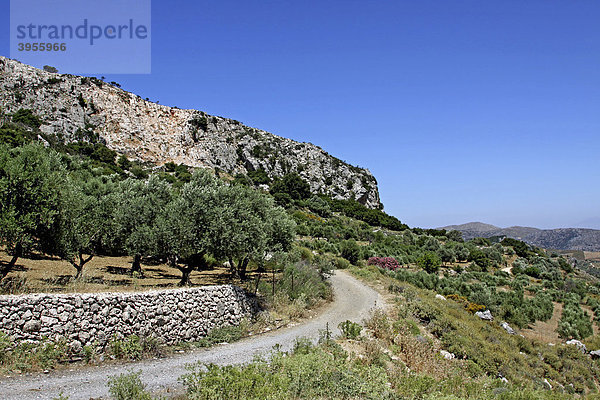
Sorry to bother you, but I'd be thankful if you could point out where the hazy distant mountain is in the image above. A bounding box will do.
[575,217,600,230]
[440,222,600,251]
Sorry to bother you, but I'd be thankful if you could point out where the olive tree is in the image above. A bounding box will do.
[156,170,219,285]
[0,144,65,281]
[417,252,441,274]
[111,176,172,275]
[439,246,455,265]
[44,176,115,278]
[207,183,295,280]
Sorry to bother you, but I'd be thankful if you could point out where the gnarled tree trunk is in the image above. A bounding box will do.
[131,254,143,276]
[238,257,250,281]
[0,243,22,282]
[70,253,94,279]
[178,265,194,286]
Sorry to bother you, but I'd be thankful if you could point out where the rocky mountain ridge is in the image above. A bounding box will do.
[441,222,600,251]
[0,57,381,208]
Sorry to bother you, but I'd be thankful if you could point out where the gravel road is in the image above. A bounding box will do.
[0,270,384,400]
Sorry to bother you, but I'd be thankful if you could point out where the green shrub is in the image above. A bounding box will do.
[196,325,247,348]
[340,239,360,264]
[181,346,394,400]
[417,252,441,274]
[109,335,143,360]
[107,370,154,400]
[270,173,311,201]
[0,124,35,147]
[338,320,363,339]
[558,299,593,340]
[0,331,11,363]
[306,195,332,217]
[130,166,149,179]
[12,109,42,128]
[334,256,350,269]
[0,335,69,373]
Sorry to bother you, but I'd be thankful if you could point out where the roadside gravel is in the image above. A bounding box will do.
[0,270,384,400]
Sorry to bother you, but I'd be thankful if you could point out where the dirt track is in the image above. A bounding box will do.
[0,270,384,400]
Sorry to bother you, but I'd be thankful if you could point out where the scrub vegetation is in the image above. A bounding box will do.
[2,109,600,398]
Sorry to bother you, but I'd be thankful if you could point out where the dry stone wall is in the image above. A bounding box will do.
[0,285,257,352]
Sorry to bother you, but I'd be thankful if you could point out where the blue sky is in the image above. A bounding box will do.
[1,1,599,229]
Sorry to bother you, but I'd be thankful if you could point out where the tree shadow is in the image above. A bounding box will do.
[25,252,57,261]
[140,258,163,266]
[0,261,27,272]
[41,274,74,286]
[105,278,132,286]
[152,270,181,280]
[105,265,130,275]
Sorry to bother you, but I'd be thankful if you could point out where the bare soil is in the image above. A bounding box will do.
[0,250,258,294]
[585,251,600,261]
[521,302,563,343]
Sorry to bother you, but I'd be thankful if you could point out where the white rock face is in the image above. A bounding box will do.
[565,339,587,353]
[0,57,381,208]
[475,310,493,321]
[501,321,516,335]
[440,349,455,360]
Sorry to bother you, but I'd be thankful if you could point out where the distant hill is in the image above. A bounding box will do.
[440,222,600,251]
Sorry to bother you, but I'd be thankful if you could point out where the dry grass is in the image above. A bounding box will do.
[521,301,563,343]
[519,301,598,342]
[585,251,600,261]
[581,304,600,336]
[0,250,252,294]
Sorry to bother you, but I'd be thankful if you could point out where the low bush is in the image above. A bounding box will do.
[338,320,363,339]
[181,342,394,400]
[0,333,69,373]
[334,256,350,269]
[109,335,163,361]
[558,297,594,340]
[340,239,361,264]
[196,323,249,348]
[107,370,156,400]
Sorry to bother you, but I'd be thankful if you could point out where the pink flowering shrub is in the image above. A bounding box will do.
[367,257,401,271]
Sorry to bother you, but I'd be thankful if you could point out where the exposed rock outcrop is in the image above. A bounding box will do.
[475,310,493,321]
[0,57,381,208]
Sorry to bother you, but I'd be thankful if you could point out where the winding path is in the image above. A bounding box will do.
[0,270,384,400]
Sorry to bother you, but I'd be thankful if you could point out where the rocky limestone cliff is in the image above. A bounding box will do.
[0,57,381,208]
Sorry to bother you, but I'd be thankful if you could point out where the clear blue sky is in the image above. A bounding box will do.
[2,1,599,229]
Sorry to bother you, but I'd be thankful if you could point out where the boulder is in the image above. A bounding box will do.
[501,322,516,335]
[435,294,446,301]
[475,310,493,321]
[440,350,455,360]
[23,320,41,332]
[566,339,587,353]
[590,350,600,359]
